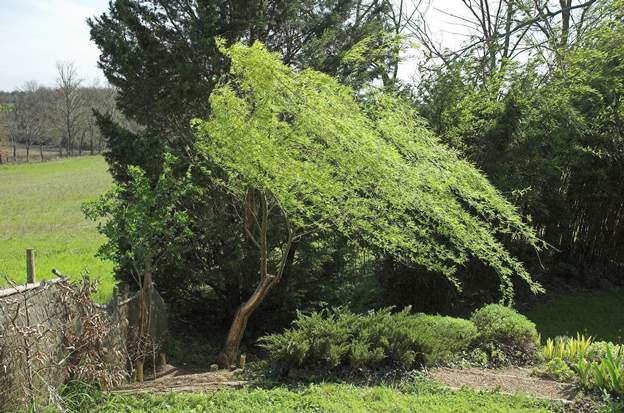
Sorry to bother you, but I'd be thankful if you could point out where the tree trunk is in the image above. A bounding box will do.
[40,144,44,162]
[12,144,16,162]
[216,275,277,368]
[90,125,94,155]
[79,130,85,156]
[216,190,294,369]
[560,0,571,50]
[26,145,29,163]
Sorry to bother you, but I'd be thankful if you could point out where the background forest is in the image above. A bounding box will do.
[0,63,127,162]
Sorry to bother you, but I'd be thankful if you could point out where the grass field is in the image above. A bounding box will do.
[0,156,115,302]
[73,382,564,413]
[526,289,624,342]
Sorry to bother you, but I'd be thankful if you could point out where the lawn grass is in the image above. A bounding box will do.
[0,156,115,302]
[525,289,624,342]
[88,382,561,413]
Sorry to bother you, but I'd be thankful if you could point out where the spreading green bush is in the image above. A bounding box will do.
[533,358,576,382]
[259,308,477,373]
[586,341,622,362]
[260,304,544,375]
[409,315,478,365]
[471,304,540,365]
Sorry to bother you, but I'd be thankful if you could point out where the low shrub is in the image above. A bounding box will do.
[259,307,477,374]
[409,315,478,365]
[471,304,539,365]
[586,341,622,362]
[533,358,575,382]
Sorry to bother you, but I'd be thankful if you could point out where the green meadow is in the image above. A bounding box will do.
[0,156,115,302]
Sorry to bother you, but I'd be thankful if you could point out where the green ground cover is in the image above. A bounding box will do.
[85,382,561,413]
[0,156,115,302]
[525,289,624,342]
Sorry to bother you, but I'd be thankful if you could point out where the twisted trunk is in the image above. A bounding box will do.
[216,274,277,368]
[216,190,294,369]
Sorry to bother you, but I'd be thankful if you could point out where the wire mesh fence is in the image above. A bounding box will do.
[0,274,167,412]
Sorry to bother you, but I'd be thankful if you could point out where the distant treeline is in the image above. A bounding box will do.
[0,62,128,162]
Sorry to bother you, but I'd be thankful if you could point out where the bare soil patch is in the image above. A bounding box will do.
[430,366,577,402]
[113,364,577,403]
[112,365,246,394]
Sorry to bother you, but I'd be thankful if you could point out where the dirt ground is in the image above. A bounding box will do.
[112,365,246,394]
[114,364,577,403]
[430,366,577,402]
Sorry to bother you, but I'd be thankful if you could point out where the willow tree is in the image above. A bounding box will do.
[193,40,544,368]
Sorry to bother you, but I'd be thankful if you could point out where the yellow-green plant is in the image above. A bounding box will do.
[543,334,592,362]
[591,344,624,396]
[569,333,593,360]
[573,356,592,388]
[543,337,556,360]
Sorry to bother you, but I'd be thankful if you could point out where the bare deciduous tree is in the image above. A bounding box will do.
[56,61,85,157]
[15,82,47,162]
[406,0,601,78]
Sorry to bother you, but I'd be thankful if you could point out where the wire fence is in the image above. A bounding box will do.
[0,272,168,412]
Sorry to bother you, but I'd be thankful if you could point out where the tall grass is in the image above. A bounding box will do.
[0,156,114,302]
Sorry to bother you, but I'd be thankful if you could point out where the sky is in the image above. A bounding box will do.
[0,0,468,92]
[0,0,109,91]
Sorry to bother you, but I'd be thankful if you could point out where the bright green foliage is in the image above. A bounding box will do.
[471,304,539,365]
[83,157,195,293]
[259,307,478,372]
[193,41,542,300]
[87,0,396,313]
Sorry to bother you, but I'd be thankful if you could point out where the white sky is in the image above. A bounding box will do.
[0,0,468,91]
[0,0,109,90]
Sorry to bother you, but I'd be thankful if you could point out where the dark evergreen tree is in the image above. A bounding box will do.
[87,0,396,332]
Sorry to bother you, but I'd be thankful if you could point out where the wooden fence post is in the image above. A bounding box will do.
[26,249,36,284]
